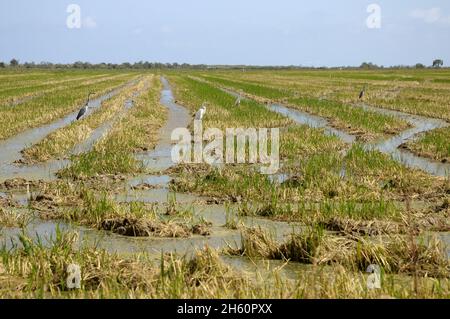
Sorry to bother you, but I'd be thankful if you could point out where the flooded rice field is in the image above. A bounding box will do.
[0,72,448,298]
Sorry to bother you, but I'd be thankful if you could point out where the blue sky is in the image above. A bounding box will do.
[1,0,449,66]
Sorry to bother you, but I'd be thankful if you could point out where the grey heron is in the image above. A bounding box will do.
[195,102,207,120]
[76,92,95,120]
[358,85,367,99]
[234,95,241,106]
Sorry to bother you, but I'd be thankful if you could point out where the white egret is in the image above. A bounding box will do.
[234,91,242,106]
[195,102,207,120]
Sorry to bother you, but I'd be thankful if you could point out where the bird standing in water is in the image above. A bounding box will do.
[234,95,241,106]
[235,90,242,106]
[76,92,95,120]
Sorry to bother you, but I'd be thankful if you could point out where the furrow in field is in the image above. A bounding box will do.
[0,77,140,168]
[0,74,138,140]
[20,77,150,163]
[0,73,133,107]
[205,70,450,121]
[193,75,410,141]
[198,76,450,176]
[0,78,148,183]
[0,72,108,95]
[59,76,167,179]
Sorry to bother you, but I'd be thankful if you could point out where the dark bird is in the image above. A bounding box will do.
[76,92,95,120]
[359,85,367,99]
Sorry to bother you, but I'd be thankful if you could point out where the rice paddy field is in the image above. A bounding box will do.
[0,68,449,299]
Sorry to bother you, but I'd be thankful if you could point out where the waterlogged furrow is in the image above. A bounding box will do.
[166,74,448,214]
[0,74,138,140]
[197,74,409,141]
[60,76,167,178]
[0,73,115,106]
[405,127,450,163]
[21,77,151,163]
[199,75,450,176]
[0,80,150,183]
[0,77,140,164]
[199,69,450,121]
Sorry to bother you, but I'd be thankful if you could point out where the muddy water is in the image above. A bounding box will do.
[0,218,241,256]
[269,103,356,143]
[135,77,191,173]
[118,77,196,203]
[362,104,448,153]
[222,255,318,282]
[0,205,302,259]
[271,102,450,176]
[432,232,450,258]
[221,86,353,143]
[360,103,450,177]
[0,202,304,257]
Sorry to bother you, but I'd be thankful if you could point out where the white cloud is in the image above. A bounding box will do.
[82,16,97,29]
[410,7,450,25]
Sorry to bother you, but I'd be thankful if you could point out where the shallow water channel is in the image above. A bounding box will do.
[221,86,450,177]
[0,79,142,182]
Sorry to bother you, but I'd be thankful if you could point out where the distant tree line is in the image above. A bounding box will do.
[0,58,445,70]
[0,59,210,70]
[359,59,444,69]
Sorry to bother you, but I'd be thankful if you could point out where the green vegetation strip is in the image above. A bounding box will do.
[405,127,450,163]
[199,74,409,140]
[0,74,137,140]
[60,75,167,178]
[21,77,149,163]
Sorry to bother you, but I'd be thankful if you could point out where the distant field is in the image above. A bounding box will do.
[0,70,140,140]
[188,68,450,161]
